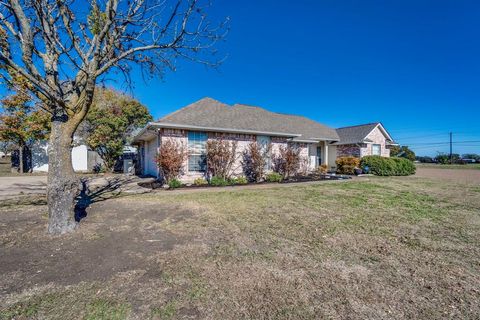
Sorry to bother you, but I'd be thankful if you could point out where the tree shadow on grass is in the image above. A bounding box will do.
[74,177,128,222]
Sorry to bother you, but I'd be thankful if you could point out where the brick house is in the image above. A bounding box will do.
[335,123,396,158]
[132,98,396,182]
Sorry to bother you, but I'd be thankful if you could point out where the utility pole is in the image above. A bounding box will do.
[449,132,453,164]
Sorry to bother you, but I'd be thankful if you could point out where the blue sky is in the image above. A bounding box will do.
[3,0,475,156]
[120,0,479,156]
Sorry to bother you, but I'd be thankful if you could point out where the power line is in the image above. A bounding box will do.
[406,140,480,146]
[450,132,453,164]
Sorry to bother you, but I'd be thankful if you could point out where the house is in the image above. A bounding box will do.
[334,123,396,158]
[132,98,395,181]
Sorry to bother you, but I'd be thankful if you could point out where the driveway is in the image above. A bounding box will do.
[0,175,47,198]
[0,175,152,200]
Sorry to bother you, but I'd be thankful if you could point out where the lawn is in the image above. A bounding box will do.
[1,176,479,319]
[416,162,480,170]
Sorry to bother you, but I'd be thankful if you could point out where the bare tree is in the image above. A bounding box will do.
[205,137,237,179]
[272,144,301,179]
[0,0,228,234]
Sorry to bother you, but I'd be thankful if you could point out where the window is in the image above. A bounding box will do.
[372,144,381,156]
[257,135,271,170]
[316,146,322,166]
[188,131,207,172]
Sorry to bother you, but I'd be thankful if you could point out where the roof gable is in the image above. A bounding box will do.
[335,123,394,145]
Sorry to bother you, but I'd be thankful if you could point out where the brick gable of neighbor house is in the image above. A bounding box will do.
[360,126,391,157]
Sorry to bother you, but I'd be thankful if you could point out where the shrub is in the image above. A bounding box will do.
[272,144,301,179]
[168,178,182,189]
[361,155,415,176]
[193,178,208,186]
[235,176,248,185]
[210,176,229,186]
[265,172,283,183]
[206,138,238,179]
[391,157,416,175]
[336,157,360,175]
[156,139,187,183]
[361,155,395,176]
[435,152,460,164]
[242,142,270,182]
[316,164,328,174]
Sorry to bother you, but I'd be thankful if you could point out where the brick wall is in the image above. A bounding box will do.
[336,144,361,157]
[361,126,391,157]
[159,130,297,183]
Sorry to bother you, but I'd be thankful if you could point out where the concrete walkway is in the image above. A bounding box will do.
[0,175,153,200]
[0,175,47,198]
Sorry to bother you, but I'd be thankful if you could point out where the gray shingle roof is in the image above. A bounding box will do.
[334,123,380,145]
[158,97,339,141]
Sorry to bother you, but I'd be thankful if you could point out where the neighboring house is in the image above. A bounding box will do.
[334,123,396,158]
[132,98,396,182]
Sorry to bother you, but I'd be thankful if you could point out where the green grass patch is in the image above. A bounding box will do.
[151,300,177,319]
[84,299,130,320]
[0,293,60,320]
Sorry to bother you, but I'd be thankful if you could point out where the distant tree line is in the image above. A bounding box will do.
[416,153,480,164]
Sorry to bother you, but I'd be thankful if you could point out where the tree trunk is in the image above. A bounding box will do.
[19,145,24,173]
[47,114,78,235]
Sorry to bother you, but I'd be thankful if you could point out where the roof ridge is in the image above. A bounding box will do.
[337,122,379,130]
[232,103,265,110]
[160,97,228,121]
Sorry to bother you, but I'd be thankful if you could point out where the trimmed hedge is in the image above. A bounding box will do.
[336,157,360,175]
[361,156,416,176]
[168,178,182,189]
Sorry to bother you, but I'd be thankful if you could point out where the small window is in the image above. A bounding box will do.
[372,144,381,156]
[188,131,207,172]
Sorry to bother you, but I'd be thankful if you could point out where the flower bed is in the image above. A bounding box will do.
[138,174,351,190]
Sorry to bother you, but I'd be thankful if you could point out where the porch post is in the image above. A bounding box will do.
[323,141,329,166]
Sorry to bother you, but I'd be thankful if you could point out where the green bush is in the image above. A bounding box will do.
[265,172,283,183]
[210,176,229,186]
[361,156,415,176]
[193,178,208,186]
[226,177,239,185]
[235,176,248,185]
[168,178,182,189]
[391,157,416,176]
[336,157,360,175]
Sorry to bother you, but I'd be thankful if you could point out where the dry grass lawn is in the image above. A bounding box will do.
[1,176,479,319]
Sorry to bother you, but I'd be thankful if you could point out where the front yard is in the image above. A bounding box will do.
[1,176,479,319]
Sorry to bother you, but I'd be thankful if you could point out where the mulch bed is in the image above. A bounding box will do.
[138,174,351,190]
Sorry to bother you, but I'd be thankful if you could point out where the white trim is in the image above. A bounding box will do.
[290,138,340,143]
[131,122,159,143]
[154,122,302,137]
[289,138,319,143]
[366,123,395,143]
[132,122,304,143]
